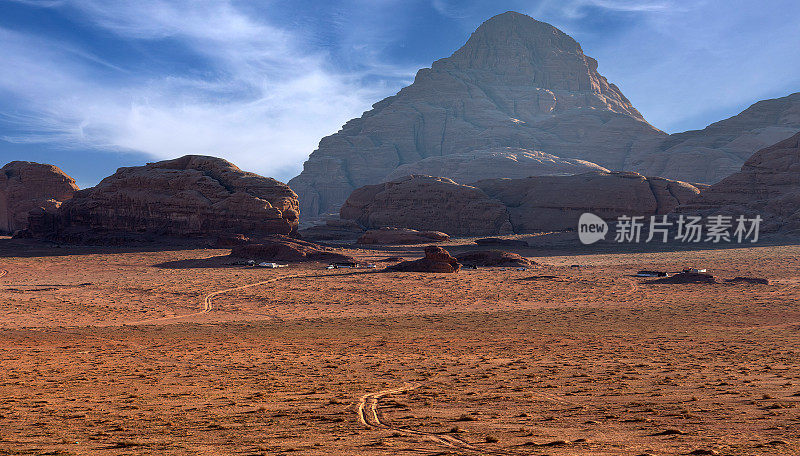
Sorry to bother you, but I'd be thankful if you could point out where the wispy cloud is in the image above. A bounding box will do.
[0,0,416,180]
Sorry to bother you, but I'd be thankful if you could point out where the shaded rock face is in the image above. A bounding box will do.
[676,132,800,233]
[341,175,513,236]
[628,92,800,184]
[30,155,299,240]
[343,171,704,235]
[455,250,536,268]
[230,236,354,263]
[649,272,719,284]
[357,227,450,245]
[0,161,78,233]
[475,171,703,232]
[298,218,365,242]
[289,11,664,217]
[387,246,461,273]
[475,237,529,248]
[384,148,608,184]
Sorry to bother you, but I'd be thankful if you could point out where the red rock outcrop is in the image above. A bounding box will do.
[675,132,800,233]
[289,11,664,217]
[357,227,450,245]
[28,155,299,241]
[0,161,78,233]
[230,236,354,263]
[474,171,704,232]
[387,246,461,273]
[341,171,703,235]
[341,175,513,236]
[455,250,536,268]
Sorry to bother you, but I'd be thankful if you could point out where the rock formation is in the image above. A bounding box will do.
[230,236,354,263]
[474,171,703,232]
[298,218,365,242]
[28,155,299,241]
[387,246,461,273]
[342,171,704,234]
[357,227,450,245]
[675,132,800,233]
[384,148,608,184]
[340,175,513,236]
[0,161,78,233]
[628,92,800,184]
[289,11,664,217]
[455,250,536,268]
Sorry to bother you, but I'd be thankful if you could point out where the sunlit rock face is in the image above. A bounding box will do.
[289,11,664,217]
[0,161,78,233]
[627,92,800,184]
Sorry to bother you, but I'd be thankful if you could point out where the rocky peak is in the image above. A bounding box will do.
[289,11,663,218]
[427,11,645,120]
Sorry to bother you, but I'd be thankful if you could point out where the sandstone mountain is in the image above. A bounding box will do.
[383,147,608,183]
[676,132,800,233]
[28,155,299,241]
[289,11,664,217]
[628,92,800,184]
[0,161,78,233]
[340,175,513,236]
[341,172,704,234]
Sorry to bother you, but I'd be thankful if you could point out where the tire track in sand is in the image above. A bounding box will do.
[358,383,501,455]
[131,269,379,325]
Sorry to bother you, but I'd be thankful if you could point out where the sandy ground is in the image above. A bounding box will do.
[1,236,799,455]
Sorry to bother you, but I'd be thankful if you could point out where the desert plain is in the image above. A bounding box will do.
[1,236,799,456]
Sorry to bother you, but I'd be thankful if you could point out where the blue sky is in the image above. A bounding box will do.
[1,0,799,188]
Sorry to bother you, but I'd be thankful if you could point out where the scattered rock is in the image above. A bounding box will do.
[687,450,719,455]
[475,237,529,248]
[455,250,536,268]
[25,155,299,243]
[341,175,512,236]
[0,161,78,233]
[230,236,354,263]
[213,233,251,248]
[387,246,461,273]
[357,227,450,245]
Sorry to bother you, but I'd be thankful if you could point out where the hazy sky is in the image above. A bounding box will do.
[1,0,798,187]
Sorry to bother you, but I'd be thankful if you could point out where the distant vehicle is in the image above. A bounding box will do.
[258,262,287,268]
[684,268,707,273]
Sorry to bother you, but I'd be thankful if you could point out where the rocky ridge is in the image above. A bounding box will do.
[675,131,800,233]
[27,155,299,241]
